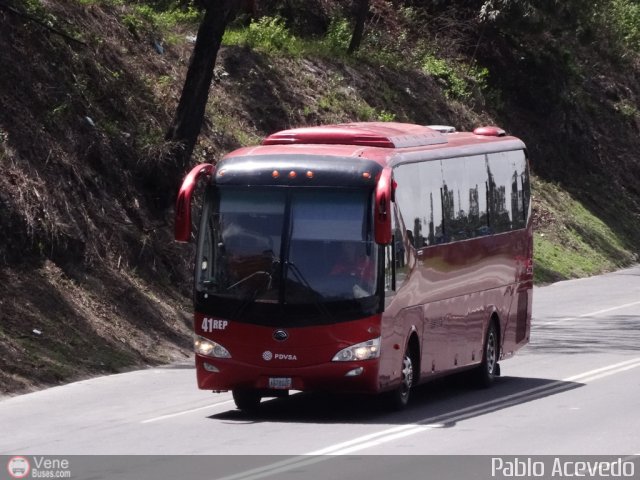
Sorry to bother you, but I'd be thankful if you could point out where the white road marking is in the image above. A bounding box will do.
[564,357,640,382]
[141,400,234,424]
[212,357,640,480]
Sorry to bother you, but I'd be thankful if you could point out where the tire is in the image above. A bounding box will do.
[387,348,414,410]
[474,321,499,388]
[232,389,261,411]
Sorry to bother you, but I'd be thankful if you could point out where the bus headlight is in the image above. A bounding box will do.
[332,337,381,362]
[194,335,231,359]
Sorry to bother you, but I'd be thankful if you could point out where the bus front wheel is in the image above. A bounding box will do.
[386,348,414,410]
[232,389,261,411]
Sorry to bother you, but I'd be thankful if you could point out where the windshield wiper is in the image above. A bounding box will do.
[226,271,272,292]
[228,259,281,320]
[286,261,335,323]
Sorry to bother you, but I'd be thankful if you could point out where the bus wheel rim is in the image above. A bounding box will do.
[401,354,413,397]
[486,329,496,375]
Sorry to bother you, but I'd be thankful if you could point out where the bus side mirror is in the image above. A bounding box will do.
[175,163,214,242]
[375,168,394,245]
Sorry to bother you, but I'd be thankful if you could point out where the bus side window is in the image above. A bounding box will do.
[384,240,395,293]
[385,207,408,294]
[384,209,395,293]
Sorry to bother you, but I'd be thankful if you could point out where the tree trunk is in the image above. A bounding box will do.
[166,0,238,173]
[348,0,369,54]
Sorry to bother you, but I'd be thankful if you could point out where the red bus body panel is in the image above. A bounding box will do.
[379,228,532,391]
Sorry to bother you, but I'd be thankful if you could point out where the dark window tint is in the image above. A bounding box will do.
[486,150,530,233]
[393,150,529,247]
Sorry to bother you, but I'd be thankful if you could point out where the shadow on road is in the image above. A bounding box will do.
[208,373,582,426]
[529,314,640,354]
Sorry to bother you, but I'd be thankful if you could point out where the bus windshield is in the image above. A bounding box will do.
[196,187,378,323]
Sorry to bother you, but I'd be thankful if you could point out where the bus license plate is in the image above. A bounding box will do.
[269,377,292,389]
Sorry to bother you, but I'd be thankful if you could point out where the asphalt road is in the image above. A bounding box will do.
[2,267,640,464]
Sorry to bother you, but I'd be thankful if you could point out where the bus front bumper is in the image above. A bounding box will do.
[195,354,380,394]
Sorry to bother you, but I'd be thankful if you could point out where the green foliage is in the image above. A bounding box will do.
[223,10,495,102]
[77,0,124,6]
[614,100,640,119]
[207,98,261,149]
[245,16,296,53]
[480,0,639,54]
[422,55,464,98]
[122,3,200,38]
[533,178,636,283]
[23,0,45,15]
[324,16,352,52]
[479,0,536,23]
[421,54,488,100]
[398,5,420,24]
[315,74,352,120]
[221,28,245,46]
[225,15,323,57]
[47,103,71,124]
[141,5,200,30]
[300,73,398,124]
[377,110,396,122]
[21,0,59,30]
[122,11,146,36]
[605,0,640,51]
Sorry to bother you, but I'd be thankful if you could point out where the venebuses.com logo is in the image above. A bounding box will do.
[6,456,72,479]
[7,456,30,479]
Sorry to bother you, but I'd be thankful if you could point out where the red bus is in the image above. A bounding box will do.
[175,122,533,410]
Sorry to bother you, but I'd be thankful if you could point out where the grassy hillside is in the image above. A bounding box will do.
[0,0,638,393]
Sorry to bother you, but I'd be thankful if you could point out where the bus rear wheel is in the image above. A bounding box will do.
[232,389,261,411]
[474,321,499,388]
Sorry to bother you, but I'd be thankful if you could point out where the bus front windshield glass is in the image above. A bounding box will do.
[198,189,284,303]
[196,187,377,311]
[286,190,377,303]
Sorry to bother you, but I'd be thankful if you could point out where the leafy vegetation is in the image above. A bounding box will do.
[121,3,200,41]
[421,54,489,101]
[245,16,295,53]
[533,179,637,284]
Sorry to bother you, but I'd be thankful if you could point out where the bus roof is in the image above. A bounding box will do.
[222,122,526,168]
[262,122,448,148]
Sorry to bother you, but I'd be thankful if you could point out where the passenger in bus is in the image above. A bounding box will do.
[329,242,374,296]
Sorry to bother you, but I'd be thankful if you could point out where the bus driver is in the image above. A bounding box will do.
[329,242,375,297]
